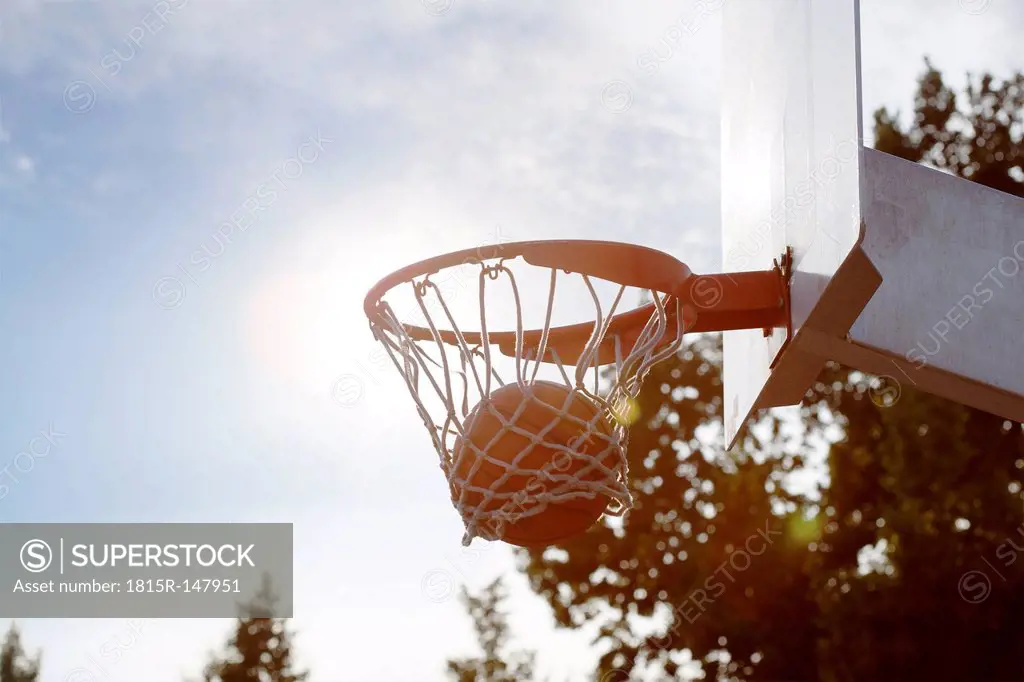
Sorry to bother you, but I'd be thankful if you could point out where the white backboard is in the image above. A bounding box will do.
[721,0,875,446]
[720,0,1024,444]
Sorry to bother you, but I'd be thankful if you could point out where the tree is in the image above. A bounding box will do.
[874,57,1023,195]
[523,335,818,681]
[446,578,537,682]
[514,59,1024,681]
[0,624,40,682]
[198,578,309,682]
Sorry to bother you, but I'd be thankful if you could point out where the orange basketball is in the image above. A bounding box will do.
[451,380,620,547]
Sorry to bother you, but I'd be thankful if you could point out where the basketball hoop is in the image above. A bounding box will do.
[363,240,790,546]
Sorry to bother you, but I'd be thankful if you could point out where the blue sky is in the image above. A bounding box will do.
[0,0,1020,680]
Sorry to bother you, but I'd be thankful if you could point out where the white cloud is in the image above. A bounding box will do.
[1,0,726,262]
[0,97,9,143]
[14,153,34,177]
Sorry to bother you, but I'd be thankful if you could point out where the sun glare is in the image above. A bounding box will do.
[244,270,365,396]
[238,198,520,403]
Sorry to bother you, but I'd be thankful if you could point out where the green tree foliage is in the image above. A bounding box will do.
[515,60,1024,681]
[0,624,39,682]
[447,578,537,682]
[874,57,1023,194]
[198,578,309,682]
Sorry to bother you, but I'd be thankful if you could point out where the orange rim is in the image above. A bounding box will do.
[364,239,787,364]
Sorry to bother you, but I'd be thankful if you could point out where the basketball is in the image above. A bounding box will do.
[450,380,620,547]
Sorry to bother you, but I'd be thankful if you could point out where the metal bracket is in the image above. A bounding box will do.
[763,247,793,337]
[767,247,794,368]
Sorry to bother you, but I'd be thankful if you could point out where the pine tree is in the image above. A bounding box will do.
[0,624,40,682]
[446,578,537,682]
[199,577,309,682]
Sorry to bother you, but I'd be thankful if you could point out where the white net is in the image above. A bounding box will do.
[368,257,683,545]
